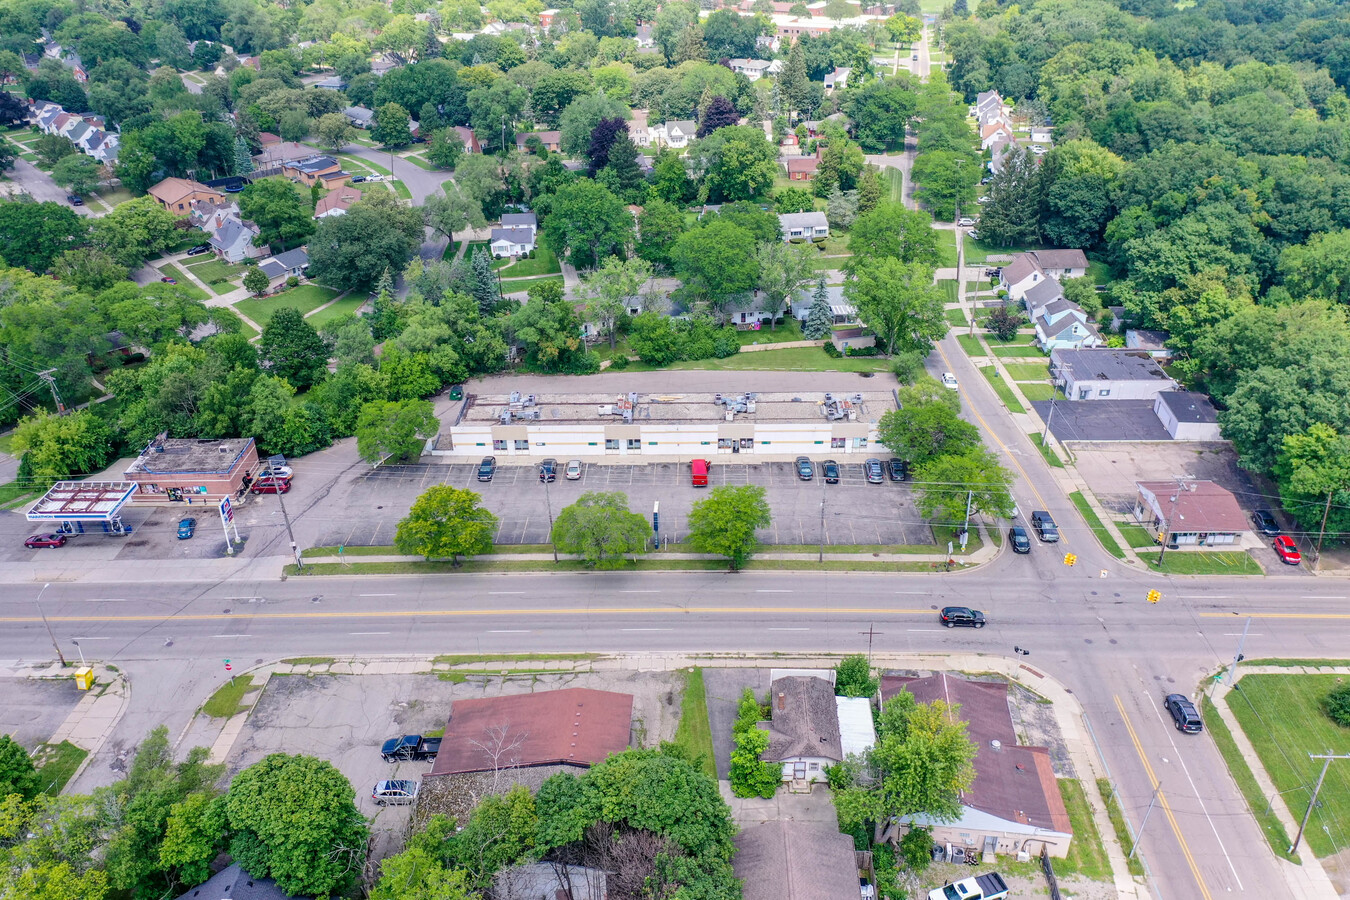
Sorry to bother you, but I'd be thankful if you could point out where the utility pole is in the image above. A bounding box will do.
[1040,379,1063,447]
[543,473,558,562]
[818,471,826,563]
[37,369,67,414]
[1226,616,1251,685]
[274,486,303,571]
[1315,488,1336,572]
[960,490,973,549]
[859,623,883,664]
[1130,784,1161,859]
[1291,753,1350,856]
[34,583,66,666]
[1155,476,1192,568]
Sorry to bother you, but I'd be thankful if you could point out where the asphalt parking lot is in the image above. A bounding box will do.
[0,677,83,752]
[314,460,934,549]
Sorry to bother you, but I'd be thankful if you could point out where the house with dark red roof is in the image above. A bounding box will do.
[880,673,1074,859]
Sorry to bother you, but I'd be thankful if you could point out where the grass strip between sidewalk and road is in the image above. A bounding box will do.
[1054,778,1112,880]
[980,365,1025,414]
[202,674,261,718]
[34,741,88,795]
[287,558,953,576]
[1069,490,1126,560]
[1201,695,1299,863]
[1146,551,1262,576]
[673,668,718,780]
[1028,431,1064,469]
[1096,778,1145,877]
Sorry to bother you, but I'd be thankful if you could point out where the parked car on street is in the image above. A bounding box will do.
[887,458,908,482]
[477,456,497,482]
[539,458,557,483]
[66,194,83,205]
[177,517,196,539]
[865,458,884,484]
[1251,509,1280,536]
[1273,535,1301,565]
[957,217,975,227]
[350,175,367,183]
[160,276,177,284]
[940,606,986,628]
[795,456,813,480]
[24,533,67,549]
[1008,526,1030,554]
[941,372,959,390]
[1165,694,1203,734]
[372,780,419,806]
[565,459,582,480]
[822,459,840,484]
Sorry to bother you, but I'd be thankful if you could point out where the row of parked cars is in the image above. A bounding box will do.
[796,456,910,484]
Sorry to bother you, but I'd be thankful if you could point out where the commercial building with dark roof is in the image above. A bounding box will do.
[123,436,260,505]
[1051,348,1176,402]
[880,673,1073,859]
[1153,391,1221,441]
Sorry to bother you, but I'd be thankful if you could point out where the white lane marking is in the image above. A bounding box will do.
[619,590,661,594]
[770,627,809,631]
[488,629,529,633]
[360,593,396,597]
[1144,692,1245,890]
[907,629,942,632]
[488,591,524,595]
[349,631,390,635]
[756,589,792,593]
[82,598,127,602]
[211,634,250,638]
[70,636,110,641]
[1222,633,1262,637]
[622,628,671,632]
[1180,596,1231,600]
[1304,596,1346,600]
[894,591,927,594]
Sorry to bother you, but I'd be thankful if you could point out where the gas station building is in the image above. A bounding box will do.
[122,436,259,504]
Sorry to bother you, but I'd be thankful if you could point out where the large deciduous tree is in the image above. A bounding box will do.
[693,125,779,203]
[581,255,652,349]
[394,484,498,562]
[913,447,1015,528]
[844,257,946,356]
[687,484,771,570]
[355,399,439,464]
[0,200,88,272]
[308,194,425,291]
[371,101,413,148]
[239,177,315,252]
[541,180,632,270]
[89,197,180,269]
[877,403,979,468]
[0,734,41,801]
[422,184,485,247]
[551,491,652,567]
[846,202,940,269]
[11,409,115,483]
[670,219,758,313]
[259,307,328,388]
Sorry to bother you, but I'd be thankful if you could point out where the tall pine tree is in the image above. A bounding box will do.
[471,247,499,314]
[600,136,646,204]
[234,136,254,175]
[779,42,811,121]
[804,272,833,339]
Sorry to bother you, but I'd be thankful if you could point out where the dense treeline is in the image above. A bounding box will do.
[943,0,1350,541]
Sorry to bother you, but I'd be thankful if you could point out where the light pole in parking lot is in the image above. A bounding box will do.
[543,475,558,562]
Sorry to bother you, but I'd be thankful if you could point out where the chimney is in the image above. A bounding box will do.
[776,692,785,711]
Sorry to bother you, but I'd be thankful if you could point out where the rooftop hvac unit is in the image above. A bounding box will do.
[725,410,735,421]
[499,409,512,424]
[510,390,521,403]
[517,409,541,420]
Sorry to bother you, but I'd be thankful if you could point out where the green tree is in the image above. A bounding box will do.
[89,196,180,268]
[834,655,878,698]
[552,491,652,567]
[511,285,597,373]
[774,187,815,214]
[50,154,102,196]
[541,179,632,270]
[687,484,771,570]
[158,793,227,890]
[394,484,498,562]
[315,113,355,153]
[911,149,979,221]
[635,198,686,268]
[243,266,269,296]
[670,220,758,313]
[425,126,465,169]
[422,184,485,247]
[234,136,255,175]
[729,688,779,798]
[803,273,833,339]
[224,754,369,899]
[33,133,77,167]
[693,125,779,203]
[976,148,1041,247]
[1275,424,1350,560]
[355,399,439,464]
[0,200,88,272]
[844,257,946,356]
[239,177,315,252]
[779,40,811,119]
[913,447,1015,528]
[371,101,413,148]
[598,135,646,204]
[444,785,538,888]
[308,194,425,291]
[259,307,328,388]
[371,848,474,900]
[877,403,979,467]
[0,735,41,801]
[1279,229,1350,306]
[558,92,628,158]
[755,240,815,318]
[650,148,694,205]
[846,202,939,268]
[11,409,115,483]
[580,256,652,349]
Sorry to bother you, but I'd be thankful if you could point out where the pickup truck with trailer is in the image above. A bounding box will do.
[927,873,1009,900]
[381,735,442,762]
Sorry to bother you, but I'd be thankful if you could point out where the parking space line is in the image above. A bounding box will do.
[360,593,396,597]
[349,631,390,635]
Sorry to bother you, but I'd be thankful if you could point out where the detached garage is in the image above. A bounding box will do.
[1153,391,1222,441]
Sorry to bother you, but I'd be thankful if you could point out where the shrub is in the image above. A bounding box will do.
[834,654,877,697]
[729,688,779,798]
[712,328,740,358]
[1324,682,1350,728]
[608,353,630,370]
[898,825,933,872]
[823,342,841,358]
[987,303,1025,341]
[845,345,878,357]
[891,351,924,383]
[286,275,300,288]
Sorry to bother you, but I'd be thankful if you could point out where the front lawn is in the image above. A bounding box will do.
[1116,522,1158,549]
[156,264,207,301]
[500,274,565,295]
[670,346,890,372]
[234,285,339,326]
[1018,383,1062,402]
[305,294,365,329]
[992,343,1046,359]
[33,741,87,795]
[1146,551,1262,575]
[672,668,717,779]
[498,237,560,277]
[185,257,247,285]
[738,318,804,345]
[935,228,958,268]
[1004,362,1051,382]
[945,307,967,326]
[1224,673,1350,858]
[980,365,1025,413]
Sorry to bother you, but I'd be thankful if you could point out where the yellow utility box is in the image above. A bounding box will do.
[74,667,95,690]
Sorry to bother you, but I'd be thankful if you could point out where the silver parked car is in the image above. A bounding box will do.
[372,780,419,806]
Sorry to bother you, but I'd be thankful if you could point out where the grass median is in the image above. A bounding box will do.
[34,741,88,795]
[1069,490,1125,559]
[287,557,952,576]
[980,365,1026,414]
[1202,695,1298,863]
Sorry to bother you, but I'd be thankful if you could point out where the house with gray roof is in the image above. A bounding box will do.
[490,227,536,257]
[778,211,827,242]
[174,863,303,900]
[343,106,374,128]
[209,218,264,264]
[1000,249,1089,299]
[500,211,537,238]
[758,675,842,784]
[734,822,861,900]
[1024,276,1101,351]
[1153,391,1221,441]
[258,247,309,287]
[652,120,697,149]
[1051,348,1176,401]
[790,284,855,324]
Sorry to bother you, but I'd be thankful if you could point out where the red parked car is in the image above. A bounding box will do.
[160,276,177,284]
[250,476,292,494]
[25,533,68,549]
[1272,535,1301,565]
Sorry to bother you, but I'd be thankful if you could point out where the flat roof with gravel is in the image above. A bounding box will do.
[461,390,896,425]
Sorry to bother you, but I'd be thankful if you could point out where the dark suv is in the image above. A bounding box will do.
[539,458,557,483]
[795,456,813,480]
[1165,694,1203,734]
[939,606,986,628]
[1030,510,1059,542]
[822,460,840,484]
[1251,509,1280,536]
[477,456,497,482]
[887,458,908,482]
[1008,526,1031,554]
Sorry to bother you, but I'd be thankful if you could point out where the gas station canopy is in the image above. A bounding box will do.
[27,481,139,523]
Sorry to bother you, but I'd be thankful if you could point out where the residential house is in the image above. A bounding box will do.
[500,211,538,238]
[257,247,309,289]
[34,103,63,133]
[651,120,697,150]
[728,58,781,81]
[1153,392,1222,442]
[758,675,843,784]
[314,75,346,90]
[538,8,559,28]
[343,106,375,129]
[800,113,850,138]
[370,53,401,76]
[453,125,480,153]
[172,863,299,900]
[881,673,1074,859]
[316,170,350,189]
[1134,480,1248,548]
[514,130,562,153]
[1024,277,1101,352]
[973,90,1006,125]
[734,822,863,900]
[1125,328,1172,362]
[830,326,874,353]
[282,155,344,186]
[980,120,1015,151]
[257,132,280,148]
[790,284,856,325]
[779,211,829,242]
[629,109,651,147]
[209,218,265,264]
[999,249,1089,299]
[189,197,241,232]
[634,22,654,47]
[44,43,86,82]
[756,32,782,53]
[784,150,820,181]
[1029,125,1053,143]
[148,178,225,215]
[1050,348,1176,401]
[314,185,362,218]
[490,227,536,257]
[255,141,318,168]
[823,66,850,92]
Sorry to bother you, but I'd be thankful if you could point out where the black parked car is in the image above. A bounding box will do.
[1251,509,1280,536]
[477,456,497,481]
[1009,526,1030,554]
[822,459,840,484]
[187,243,210,255]
[887,458,908,482]
[66,194,83,205]
[940,606,986,628]
[539,458,557,483]
[1165,694,1203,734]
[795,456,813,480]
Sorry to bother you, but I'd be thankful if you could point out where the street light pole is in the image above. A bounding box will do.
[34,583,66,667]
[274,486,303,571]
[1226,616,1251,685]
[1040,379,1063,447]
[543,474,558,562]
[1290,753,1349,857]
[1155,477,1192,568]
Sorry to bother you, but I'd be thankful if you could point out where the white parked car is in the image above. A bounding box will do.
[968,230,979,240]
[957,217,976,227]
[977,196,992,204]
[565,459,582,480]
[941,372,959,390]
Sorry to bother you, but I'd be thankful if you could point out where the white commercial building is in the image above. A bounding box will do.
[430,388,892,458]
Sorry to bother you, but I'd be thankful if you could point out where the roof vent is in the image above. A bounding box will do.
[990,739,1001,751]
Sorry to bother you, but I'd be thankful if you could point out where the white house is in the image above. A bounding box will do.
[651,120,697,150]
[823,66,851,92]
[1000,249,1089,300]
[257,247,309,288]
[728,58,781,81]
[1024,277,1101,352]
[1050,348,1177,402]
[758,675,842,785]
[778,211,829,242]
[490,227,536,257]
[500,211,537,239]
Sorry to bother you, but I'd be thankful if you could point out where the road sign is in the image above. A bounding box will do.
[224,658,232,671]
[219,497,233,523]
